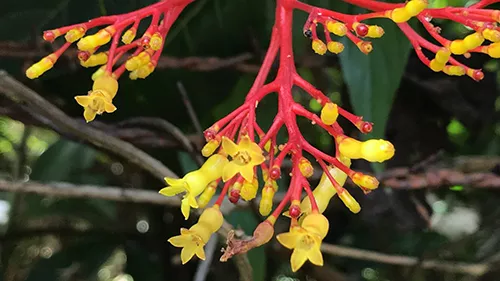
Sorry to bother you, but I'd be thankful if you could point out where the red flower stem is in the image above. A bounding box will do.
[258,115,284,147]
[290,154,303,204]
[292,104,341,137]
[212,106,249,132]
[270,186,291,218]
[302,140,354,177]
[417,16,449,46]
[302,179,318,212]
[340,0,401,11]
[245,27,280,101]
[214,177,237,206]
[54,42,72,57]
[274,143,293,168]
[317,159,345,194]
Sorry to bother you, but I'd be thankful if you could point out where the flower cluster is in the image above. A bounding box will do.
[25,0,193,122]
[25,0,500,273]
[300,0,500,81]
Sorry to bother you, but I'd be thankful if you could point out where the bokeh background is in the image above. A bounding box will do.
[1,0,500,281]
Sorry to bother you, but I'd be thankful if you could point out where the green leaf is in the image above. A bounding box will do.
[226,210,266,281]
[25,237,118,281]
[338,10,411,140]
[30,139,98,183]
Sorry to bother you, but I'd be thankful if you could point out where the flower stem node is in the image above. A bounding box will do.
[312,39,327,55]
[320,102,339,125]
[351,172,379,190]
[326,21,347,37]
[25,54,59,79]
[356,41,373,54]
[74,74,119,122]
[160,154,228,220]
[168,206,223,264]
[121,28,137,44]
[65,26,86,43]
[327,41,344,54]
[150,32,164,51]
[298,157,314,178]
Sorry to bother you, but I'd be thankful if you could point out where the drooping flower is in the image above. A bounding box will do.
[277,213,329,272]
[221,135,265,182]
[168,206,223,264]
[74,74,118,122]
[160,154,228,219]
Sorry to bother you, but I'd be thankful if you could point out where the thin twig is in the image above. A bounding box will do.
[0,71,253,281]
[177,81,203,138]
[320,243,490,276]
[194,235,219,281]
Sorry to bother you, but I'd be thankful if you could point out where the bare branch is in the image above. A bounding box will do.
[321,243,490,276]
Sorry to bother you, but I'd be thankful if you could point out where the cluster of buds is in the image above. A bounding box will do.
[299,0,500,81]
[25,0,194,122]
[25,0,500,273]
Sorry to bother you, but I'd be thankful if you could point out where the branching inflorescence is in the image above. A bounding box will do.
[27,0,500,273]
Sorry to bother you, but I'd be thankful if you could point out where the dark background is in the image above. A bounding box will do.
[1,0,500,281]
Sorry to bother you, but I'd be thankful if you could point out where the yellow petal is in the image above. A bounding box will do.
[221,137,239,156]
[276,232,298,249]
[75,95,91,107]
[249,151,266,165]
[239,165,254,182]
[195,246,206,260]
[168,234,189,247]
[159,186,185,197]
[290,249,309,272]
[238,135,252,150]
[187,194,199,208]
[164,177,185,187]
[104,101,117,113]
[248,141,263,155]
[180,228,190,235]
[181,245,197,264]
[83,108,97,122]
[307,247,324,266]
[181,198,191,220]
[222,161,239,182]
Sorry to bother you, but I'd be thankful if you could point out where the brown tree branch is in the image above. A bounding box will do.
[320,243,490,276]
[0,179,492,277]
[0,71,253,281]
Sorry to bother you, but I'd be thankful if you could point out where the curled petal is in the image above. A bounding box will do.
[181,198,191,220]
[168,234,190,247]
[222,137,239,157]
[187,194,199,208]
[238,135,252,150]
[159,185,185,196]
[75,95,91,107]
[165,177,186,188]
[104,101,117,113]
[83,108,97,122]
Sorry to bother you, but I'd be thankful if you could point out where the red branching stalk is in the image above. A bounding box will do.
[26,0,500,270]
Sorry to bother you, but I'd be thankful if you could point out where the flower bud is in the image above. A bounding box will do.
[320,102,339,125]
[312,39,327,55]
[339,190,361,213]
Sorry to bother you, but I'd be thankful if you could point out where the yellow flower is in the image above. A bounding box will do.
[221,136,265,182]
[277,213,329,272]
[74,74,118,122]
[168,206,223,264]
[159,154,228,219]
